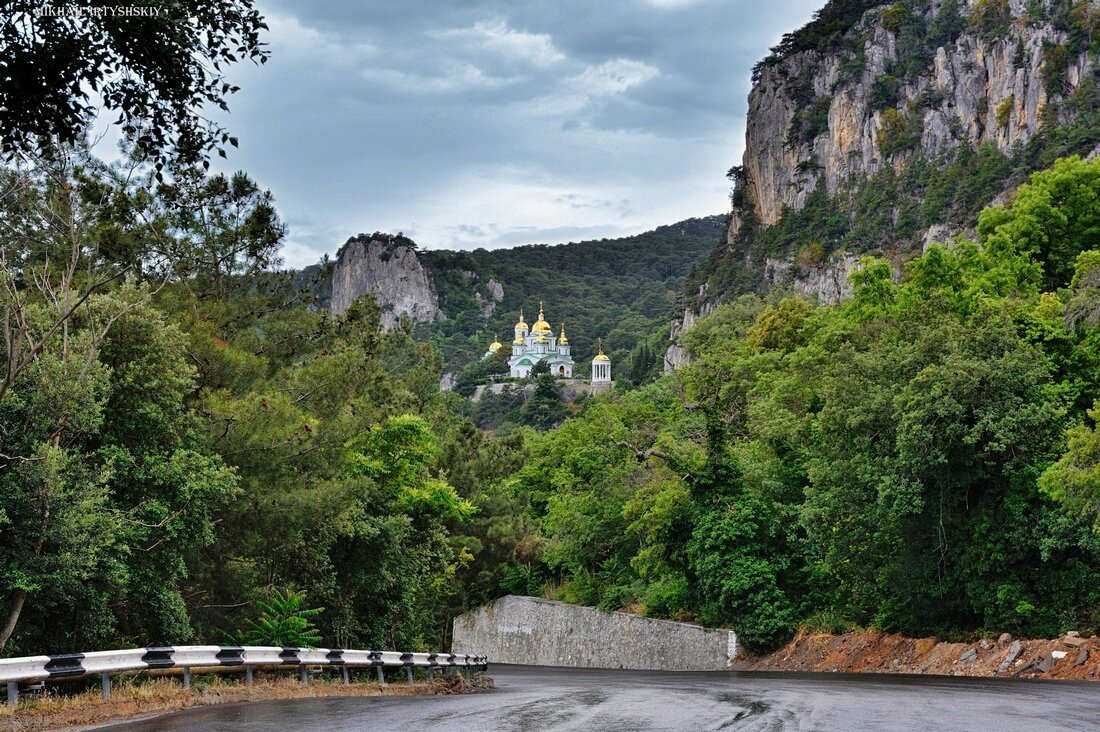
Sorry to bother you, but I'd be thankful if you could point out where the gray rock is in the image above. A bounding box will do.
[1076,648,1089,666]
[1065,630,1080,638]
[1026,652,1055,674]
[728,11,1078,241]
[998,633,1013,645]
[675,3,1095,365]
[330,234,440,328]
[998,640,1022,671]
[1063,636,1085,648]
[958,648,978,664]
[979,639,993,650]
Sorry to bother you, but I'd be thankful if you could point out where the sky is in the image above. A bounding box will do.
[183,0,824,268]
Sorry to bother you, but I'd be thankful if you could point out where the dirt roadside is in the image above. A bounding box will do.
[0,673,492,732]
[731,629,1099,680]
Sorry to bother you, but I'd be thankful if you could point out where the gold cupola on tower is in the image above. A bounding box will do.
[532,301,552,334]
[558,323,568,344]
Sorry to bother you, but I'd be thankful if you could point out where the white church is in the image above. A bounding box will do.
[484,302,611,383]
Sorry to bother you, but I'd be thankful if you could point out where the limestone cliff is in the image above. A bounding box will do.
[666,0,1100,370]
[330,233,440,328]
[733,0,1085,241]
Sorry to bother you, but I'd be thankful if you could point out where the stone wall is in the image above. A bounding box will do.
[452,595,737,671]
[469,380,613,402]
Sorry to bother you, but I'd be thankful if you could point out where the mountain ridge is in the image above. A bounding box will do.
[313,214,727,381]
[668,0,1100,369]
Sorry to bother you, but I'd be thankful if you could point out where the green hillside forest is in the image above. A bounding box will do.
[2,0,1100,662]
[417,215,724,387]
[3,141,1100,656]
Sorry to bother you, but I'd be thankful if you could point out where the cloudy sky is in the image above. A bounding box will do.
[197,0,822,268]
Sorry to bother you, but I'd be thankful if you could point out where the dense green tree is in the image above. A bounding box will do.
[0,0,268,169]
[978,155,1100,290]
[1040,402,1100,526]
[0,288,237,654]
[161,170,286,300]
[519,363,568,430]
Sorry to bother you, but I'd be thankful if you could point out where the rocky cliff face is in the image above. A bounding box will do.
[667,0,1100,371]
[330,233,440,328]
[733,0,1086,242]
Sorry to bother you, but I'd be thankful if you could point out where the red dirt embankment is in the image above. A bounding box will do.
[731,629,1099,680]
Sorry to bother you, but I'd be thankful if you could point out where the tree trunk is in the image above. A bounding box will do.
[0,589,26,652]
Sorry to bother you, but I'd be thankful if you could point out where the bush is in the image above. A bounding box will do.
[877,107,920,156]
[969,0,1012,40]
[880,3,909,32]
[788,96,833,147]
[869,75,901,111]
[996,96,1015,128]
[1043,43,1069,97]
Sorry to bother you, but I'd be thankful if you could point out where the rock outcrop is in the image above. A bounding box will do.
[330,233,440,328]
[732,0,1086,242]
[666,0,1099,371]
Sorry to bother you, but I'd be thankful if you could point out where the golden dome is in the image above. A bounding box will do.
[558,323,568,344]
[593,340,609,362]
[514,335,525,345]
[515,309,528,330]
[531,301,552,334]
[489,339,502,352]
[536,334,547,343]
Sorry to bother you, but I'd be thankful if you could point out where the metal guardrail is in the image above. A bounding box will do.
[0,645,488,707]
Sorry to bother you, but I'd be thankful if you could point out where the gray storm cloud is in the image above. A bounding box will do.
[195,0,822,267]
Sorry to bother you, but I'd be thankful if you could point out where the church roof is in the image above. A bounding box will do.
[532,301,552,334]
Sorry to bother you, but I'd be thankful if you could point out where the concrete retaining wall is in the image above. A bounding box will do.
[452,595,737,671]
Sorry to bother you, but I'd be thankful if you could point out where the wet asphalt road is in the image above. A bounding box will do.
[108,664,1097,731]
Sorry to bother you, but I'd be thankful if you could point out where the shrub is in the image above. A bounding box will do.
[788,96,833,147]
[969,0,1012,40]
[1043,43,1069,97]
[240,589,324,647]
[880,3,909,32]
[877,108,920,156]
[870,75,901,111]
[996,96,1015,128]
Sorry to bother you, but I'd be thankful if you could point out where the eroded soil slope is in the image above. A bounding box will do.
[732,630,1098,680]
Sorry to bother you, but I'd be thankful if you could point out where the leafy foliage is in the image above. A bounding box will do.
[419,216,724,382]
[240,589,324,647]
[0,1,268,170]
[753,0,891,81]
[515,157,1100,650]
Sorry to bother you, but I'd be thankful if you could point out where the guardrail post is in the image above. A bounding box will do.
[376,666,385,685]
[6,682,16,708]
[405,666,413,684]
[183,667,191,690]
[427,666,433,682]
[245,665,253,686]
[341,666,349,685]
[299,666,308,685]
[101,672,111,699]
